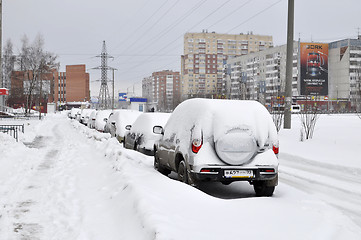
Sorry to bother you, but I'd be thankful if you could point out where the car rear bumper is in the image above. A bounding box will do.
[190,167,278,185]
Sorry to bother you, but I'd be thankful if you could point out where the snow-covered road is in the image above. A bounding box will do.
[279,153,361,227]
[1,113,361,239]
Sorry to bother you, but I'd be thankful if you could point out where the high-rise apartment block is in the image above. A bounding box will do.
[181,31,273,99]
[142,70,181,112]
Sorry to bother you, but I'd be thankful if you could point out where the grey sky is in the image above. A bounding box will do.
[3,0,361,96]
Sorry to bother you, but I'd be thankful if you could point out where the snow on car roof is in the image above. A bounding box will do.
[131,112,171,135]
[164,98,277,148]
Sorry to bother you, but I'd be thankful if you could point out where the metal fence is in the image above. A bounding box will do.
[0,124,25,142]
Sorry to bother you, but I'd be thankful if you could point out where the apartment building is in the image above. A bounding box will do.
[225,42,299,107]
[181,31,273,99]
[329,37,361,111]
[142,70,181,112]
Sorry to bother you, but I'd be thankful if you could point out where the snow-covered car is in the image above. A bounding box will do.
[82,109,96,126]
[153,99,279,197]
[94,110,112,132]
[79,109,95,125]
[69,108,81,119]
[124,112,171,156]
[87,110,98,129]
[104,110,142,143]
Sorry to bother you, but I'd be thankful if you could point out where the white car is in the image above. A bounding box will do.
[79,109,95,124]
[124,112,171,156]
[69,108,80,119]
[153,99,279,197]
[104,109,142,143]
[87,110,98,129]
[94,110,112,132]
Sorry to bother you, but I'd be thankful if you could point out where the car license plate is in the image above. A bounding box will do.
[224,170,253,178]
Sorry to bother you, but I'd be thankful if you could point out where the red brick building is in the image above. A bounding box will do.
[9,65,90,112]
[55,65,90,104]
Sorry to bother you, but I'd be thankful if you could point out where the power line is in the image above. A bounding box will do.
[116,0,181,55]
[117,0,232,75]
[206,0,252,30]
[111,0,170,53]
[119,0,208,57]
[226,0,283,33]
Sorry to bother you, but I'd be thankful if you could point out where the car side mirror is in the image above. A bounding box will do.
[111,121,116,125]
[125,125,132,130]
[153,126,164,135]
[103,118,108,122]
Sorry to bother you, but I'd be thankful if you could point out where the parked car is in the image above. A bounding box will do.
[83,109,96,126]
[87,110,98,129]
[124,112,171,156]
[94,110,112,132]
[153,98,279,197]
[79,109,95,124]
[104,109,142,143]
[69,108,80,119]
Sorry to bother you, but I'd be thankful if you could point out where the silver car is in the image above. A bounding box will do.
[153,98,279,197]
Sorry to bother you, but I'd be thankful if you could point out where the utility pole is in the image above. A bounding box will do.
[0,0,2,88]
[284,0,294,129]
[0,0,3,110]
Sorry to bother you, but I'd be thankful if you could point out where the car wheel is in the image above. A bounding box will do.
[133,142,138,151]
[154,151,170,175]
[177,160,188,184]
[253,181,275,197]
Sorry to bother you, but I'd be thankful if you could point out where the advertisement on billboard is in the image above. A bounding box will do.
[300,42,328,96]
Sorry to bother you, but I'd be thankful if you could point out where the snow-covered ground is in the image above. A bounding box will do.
[0,113,361,239]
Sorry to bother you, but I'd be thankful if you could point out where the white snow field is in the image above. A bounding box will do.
[0,112,361,240]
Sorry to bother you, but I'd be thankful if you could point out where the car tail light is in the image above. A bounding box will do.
[273,141,279,156]
[192,138,202,153]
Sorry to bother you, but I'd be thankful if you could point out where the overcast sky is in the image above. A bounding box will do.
[4,0,361,96]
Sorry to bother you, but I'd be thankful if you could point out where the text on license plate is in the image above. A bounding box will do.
[224,170,253,178]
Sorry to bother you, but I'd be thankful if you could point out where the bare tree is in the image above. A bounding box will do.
[299,96,320,141]
[18,34,59,115]
[2,39,15,90]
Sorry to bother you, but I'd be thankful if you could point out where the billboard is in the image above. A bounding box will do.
[300,42,328,95]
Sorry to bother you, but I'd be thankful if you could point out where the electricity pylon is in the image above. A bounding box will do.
[94,41,115,109]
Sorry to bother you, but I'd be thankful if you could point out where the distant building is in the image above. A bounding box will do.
[225,42,299,108]
[328,37,361,111]
[181,31,273,99]
[8,64,90,111]
[55,65,90,104]
[142,70,181,112]
[225,37,361,112]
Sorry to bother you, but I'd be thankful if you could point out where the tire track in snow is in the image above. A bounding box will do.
[279,153,361,228]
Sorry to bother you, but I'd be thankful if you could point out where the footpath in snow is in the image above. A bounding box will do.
[0,113,360,240]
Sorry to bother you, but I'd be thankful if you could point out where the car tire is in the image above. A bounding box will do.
[253,181,275,197]
[177,160,188,184]
[154,151,170,175]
